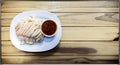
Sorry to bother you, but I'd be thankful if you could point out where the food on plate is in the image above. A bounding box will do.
[41,20,57,37]
[15,16,43,44]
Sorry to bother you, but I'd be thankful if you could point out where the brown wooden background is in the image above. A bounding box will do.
[1,0,119,64]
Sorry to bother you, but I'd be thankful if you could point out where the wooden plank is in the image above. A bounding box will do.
[2,8,119,13]
[1,1,119,64]
[2,56,118,64]
[1,27,118,41]
[1,13,119,27]
[2,1,119,13]
[2,1,118,8]
[2,41,118,55]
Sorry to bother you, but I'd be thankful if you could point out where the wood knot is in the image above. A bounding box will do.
[95,13,119,23]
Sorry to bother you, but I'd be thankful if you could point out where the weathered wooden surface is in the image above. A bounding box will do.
[1,1,119,64]
[1,13,119,27]
[1,27,119,40]
[2,41,119,55]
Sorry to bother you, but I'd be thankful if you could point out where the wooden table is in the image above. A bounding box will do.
[1,0,119,64]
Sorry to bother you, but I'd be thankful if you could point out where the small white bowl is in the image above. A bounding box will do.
[41,20,58,37]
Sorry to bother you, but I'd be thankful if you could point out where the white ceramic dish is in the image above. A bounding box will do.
[10,10,62,52]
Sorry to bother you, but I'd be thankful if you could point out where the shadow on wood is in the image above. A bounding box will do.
[22,40,97,56]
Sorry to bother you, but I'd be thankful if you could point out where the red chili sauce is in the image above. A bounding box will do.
[42,20,57,35]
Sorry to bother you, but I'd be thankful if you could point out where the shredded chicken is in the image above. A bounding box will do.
[15,16,43,44]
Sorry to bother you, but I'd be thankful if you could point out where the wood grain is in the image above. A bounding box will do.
[2,56,118,64]
[1,1,119,13]
[2,8,119,13]
[2,41,118,55]
[1,13,119,27]
[1,1,119,64]
[1,27,119,41]
[2,1,118,8]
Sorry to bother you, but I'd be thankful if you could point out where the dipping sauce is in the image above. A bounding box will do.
[41,20,57,36]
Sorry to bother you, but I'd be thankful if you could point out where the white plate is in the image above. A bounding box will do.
[10,10,62,52]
